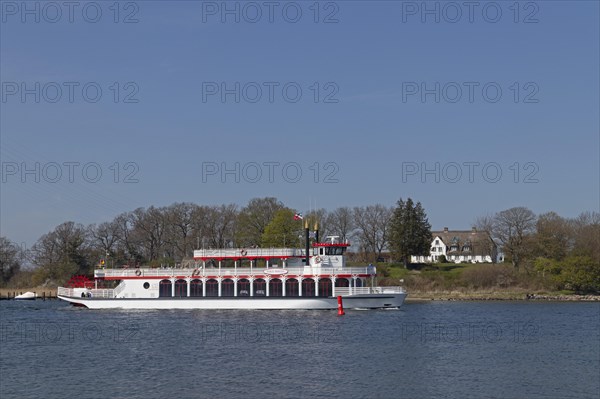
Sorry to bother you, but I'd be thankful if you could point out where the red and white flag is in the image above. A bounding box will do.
[294,212,303,220]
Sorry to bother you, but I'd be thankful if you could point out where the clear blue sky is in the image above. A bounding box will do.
[1,0,599,247]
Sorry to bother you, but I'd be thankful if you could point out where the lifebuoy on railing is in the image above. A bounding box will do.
[135,269,142,276]
[314,256,322,264]
[192,268,200,277]
[240,249,248,256]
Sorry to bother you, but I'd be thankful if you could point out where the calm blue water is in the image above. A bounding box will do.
[1,300,598,399]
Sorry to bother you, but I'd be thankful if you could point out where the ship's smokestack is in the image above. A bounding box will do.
[305,220,310,266]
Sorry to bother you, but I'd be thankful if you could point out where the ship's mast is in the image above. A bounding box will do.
[305,220,310,266]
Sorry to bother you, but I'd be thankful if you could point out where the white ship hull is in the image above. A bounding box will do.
[57,293,407,310]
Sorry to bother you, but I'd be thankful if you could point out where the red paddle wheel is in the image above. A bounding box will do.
[66,275,94,289]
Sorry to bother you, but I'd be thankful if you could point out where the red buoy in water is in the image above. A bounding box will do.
[337,295,345,316]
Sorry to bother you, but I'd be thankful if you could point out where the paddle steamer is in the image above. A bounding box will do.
[58,233,406,310]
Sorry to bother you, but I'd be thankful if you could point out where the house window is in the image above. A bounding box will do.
[435,239,439,245]
[450,245,459,251]
[462,246,471,251]
[431,247,436,252]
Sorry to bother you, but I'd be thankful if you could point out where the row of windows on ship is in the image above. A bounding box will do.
[149,277,363,298]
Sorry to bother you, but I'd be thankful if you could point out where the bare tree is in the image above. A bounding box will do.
[0,237,22,286]
[571,211,600,262]
[191,205,210,249]
[89,221,120,259]
[204,204,238,248]
[130,207,168,261]
[113,212,143,264]
[353,205,392,260]
[30,222,91,283]
[473,213,500,262]
[493,207,537,270]
[164,202,197,260]
[473,214,495,234]
[327,207,355,242]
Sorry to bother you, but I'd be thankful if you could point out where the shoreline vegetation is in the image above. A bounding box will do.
[2,199,598,298]
[405,291,599,302]
[370,261,600,301]
[2,260,599,302]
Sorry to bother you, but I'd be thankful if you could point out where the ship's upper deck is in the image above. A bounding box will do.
[193,247,304,260]
[194,237,350,260]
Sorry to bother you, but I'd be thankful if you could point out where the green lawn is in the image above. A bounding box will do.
[350,261,474,279]
[346,261,597,299]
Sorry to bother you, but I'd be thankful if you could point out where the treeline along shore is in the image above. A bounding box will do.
[1,197,599,296]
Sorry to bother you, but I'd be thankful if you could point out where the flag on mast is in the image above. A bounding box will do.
[294,212,303,220]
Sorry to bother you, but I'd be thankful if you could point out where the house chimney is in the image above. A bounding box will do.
[443,227,448,233]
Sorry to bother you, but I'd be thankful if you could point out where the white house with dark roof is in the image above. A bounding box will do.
[411,227,498,263]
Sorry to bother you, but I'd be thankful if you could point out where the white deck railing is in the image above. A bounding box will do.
[95,266,375,278]
[57,287,116,298]
[194,248,304,258]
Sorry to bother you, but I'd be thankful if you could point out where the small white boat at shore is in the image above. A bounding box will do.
[14,291,37,300]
